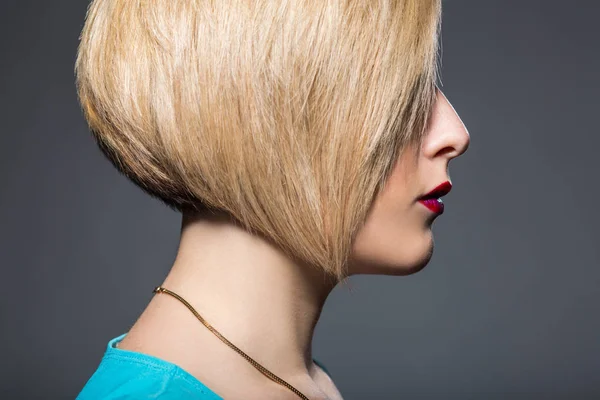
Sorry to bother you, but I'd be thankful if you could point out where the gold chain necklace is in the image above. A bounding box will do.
[152,286,310,400]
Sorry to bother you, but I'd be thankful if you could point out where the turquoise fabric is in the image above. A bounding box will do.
[77,333,330,399]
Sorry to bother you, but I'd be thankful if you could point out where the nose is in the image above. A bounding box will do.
[421,89,470,161]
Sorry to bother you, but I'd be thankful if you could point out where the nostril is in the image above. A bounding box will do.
[436,146,456,158]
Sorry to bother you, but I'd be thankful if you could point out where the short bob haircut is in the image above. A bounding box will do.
[75,0,442,281]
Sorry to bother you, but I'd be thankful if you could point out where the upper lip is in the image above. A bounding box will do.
[419,181,452,200]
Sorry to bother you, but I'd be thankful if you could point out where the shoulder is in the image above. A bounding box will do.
[313,358,331,377]
[76,335,222,400]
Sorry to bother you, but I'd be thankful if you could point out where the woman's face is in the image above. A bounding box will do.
[348,89,470,276]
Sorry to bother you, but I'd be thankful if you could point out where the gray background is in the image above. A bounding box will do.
[1,0,598,399]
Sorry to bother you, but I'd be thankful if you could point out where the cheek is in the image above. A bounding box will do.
[348,191,435,275]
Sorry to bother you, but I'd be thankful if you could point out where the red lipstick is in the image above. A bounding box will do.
[418,181,452,214]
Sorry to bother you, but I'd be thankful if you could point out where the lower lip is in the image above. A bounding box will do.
[418,198,444,214]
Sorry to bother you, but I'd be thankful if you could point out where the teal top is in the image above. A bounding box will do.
[77,333,330,399]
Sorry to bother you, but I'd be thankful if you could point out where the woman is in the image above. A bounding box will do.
[75,0,469,398]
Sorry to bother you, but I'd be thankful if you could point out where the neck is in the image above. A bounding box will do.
[158,209,338,374]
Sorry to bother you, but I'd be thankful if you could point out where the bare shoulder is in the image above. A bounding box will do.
[313,362,344,400]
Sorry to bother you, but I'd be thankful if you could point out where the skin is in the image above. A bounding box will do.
[349,89,470,276]
[117,89,470,399]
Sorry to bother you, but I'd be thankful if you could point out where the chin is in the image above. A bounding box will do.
[349,235,435,276]
[398,245,434,275]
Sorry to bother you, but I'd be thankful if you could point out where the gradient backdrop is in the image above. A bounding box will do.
[1,1,599,399]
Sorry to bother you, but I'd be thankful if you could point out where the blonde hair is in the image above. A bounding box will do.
[75,0,441,281]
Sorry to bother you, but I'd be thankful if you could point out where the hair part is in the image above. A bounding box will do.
[75,0,442,281]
